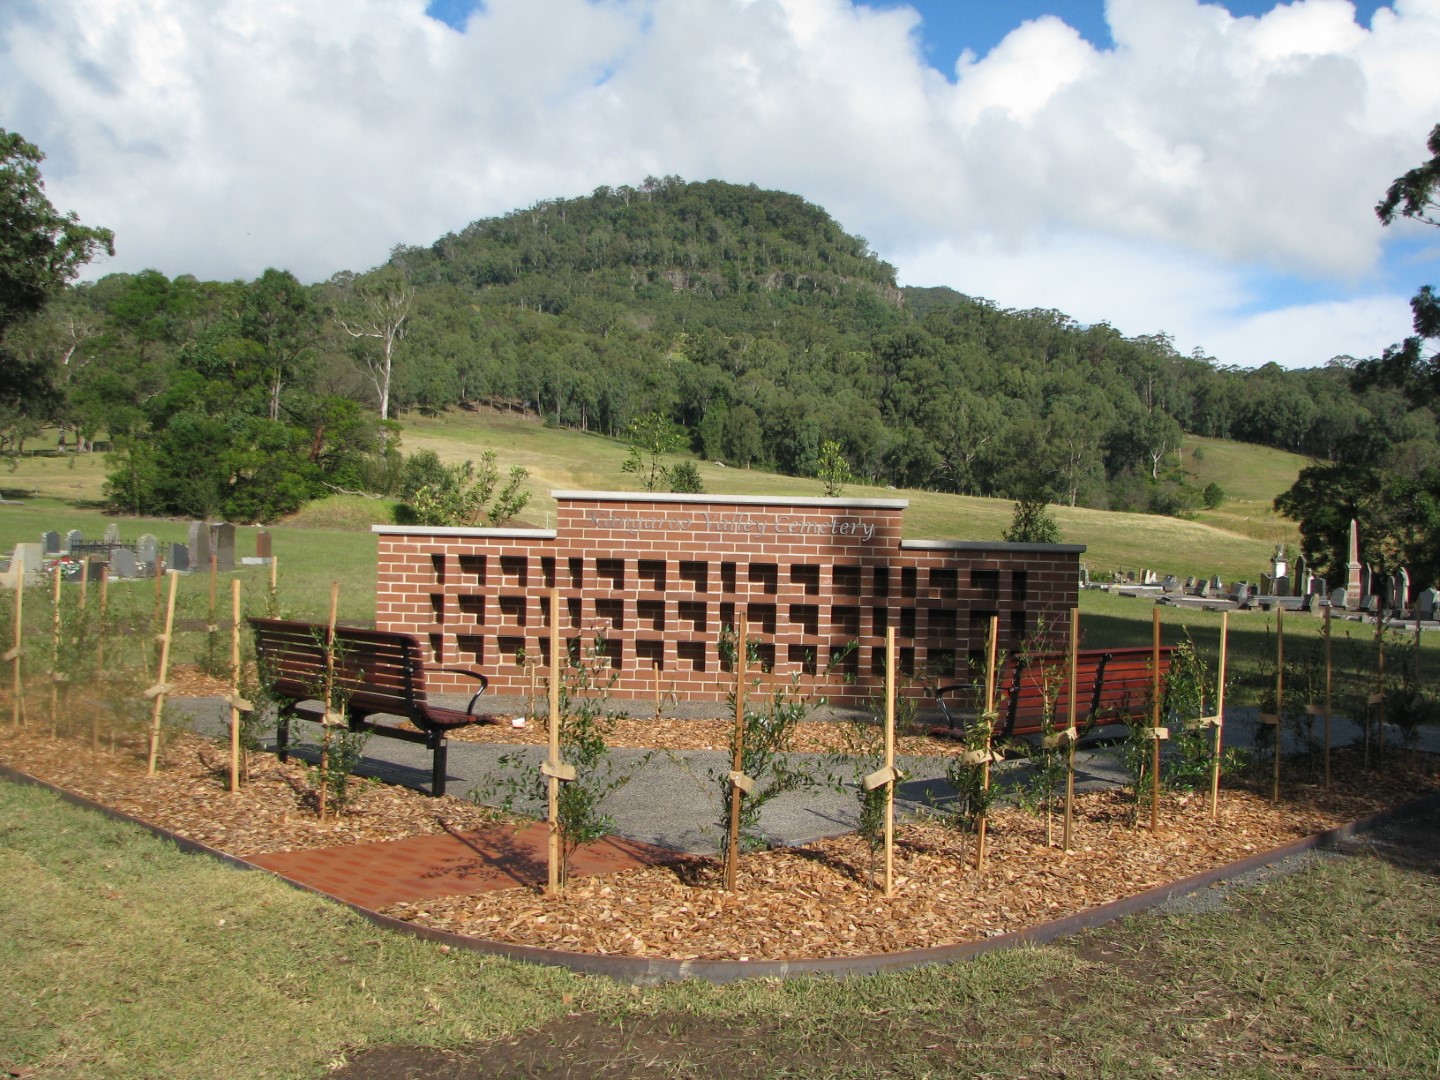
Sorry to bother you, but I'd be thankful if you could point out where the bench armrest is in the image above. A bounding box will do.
[436,667,489,715]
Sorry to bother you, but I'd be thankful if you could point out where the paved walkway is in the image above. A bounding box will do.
[176,696,1437,857]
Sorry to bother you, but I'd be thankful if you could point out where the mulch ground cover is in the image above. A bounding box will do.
[2,666,1436,962]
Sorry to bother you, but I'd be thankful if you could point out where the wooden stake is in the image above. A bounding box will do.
[145,571,179,777]
[79,556,88,611]
[11,572,25,728]
[1063,607,1079,850]
[1323,604,1333,790]
[96,564,108,674]
[49,561,62,734]
[269,553,279,613]
[884,627,896,897]
[318,581,340,822]
[1272,608,1284,802]
[654,660,663,721]
[976,615,998,870]
[547,588,563,895]
[1372,611,1386,764]
[228,578,243,792]
[726,616,748,892]
[1150,608,1162,832]
[1208,612,1228,820]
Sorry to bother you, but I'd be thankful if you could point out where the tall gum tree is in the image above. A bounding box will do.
[0,128,113,420]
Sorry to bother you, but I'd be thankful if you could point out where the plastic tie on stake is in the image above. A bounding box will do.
[226,694,254,712]
[206,624,219,635]
[1258,713,1281,726]
[862,764,902,791]
[143,683,173,700]
[1368,693,1385,706]
[1041,728,1079,749]
[540,761,577,782]
[1147,727,1170,740]
[153,633,171,645]
[51,672,69,683]
[2,647,22,662]
[1192,714,1223,728]
[728,770,756,794]
[1304,703,1327,717]
[321,710,347,727]
[960,749,1002,766]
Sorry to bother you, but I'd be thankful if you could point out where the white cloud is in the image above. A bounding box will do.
[1,0,1438,368]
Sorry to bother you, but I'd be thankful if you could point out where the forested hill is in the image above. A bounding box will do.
[369,177,1406,516]
[29,176,1432,538]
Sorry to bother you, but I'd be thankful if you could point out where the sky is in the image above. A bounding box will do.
[3,0,1439,371]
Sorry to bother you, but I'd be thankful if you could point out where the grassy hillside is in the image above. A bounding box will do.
[0,415,1298,587]
[391,409,1294,581]
[1180,434,1308,543]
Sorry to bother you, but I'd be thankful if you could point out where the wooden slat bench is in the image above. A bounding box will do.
[249,617,493,797]
[932,646,1176,741]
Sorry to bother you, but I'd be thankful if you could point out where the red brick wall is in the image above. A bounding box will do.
[374,493,1083,705]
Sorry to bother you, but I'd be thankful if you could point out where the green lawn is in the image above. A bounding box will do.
[2,778,1437,1078]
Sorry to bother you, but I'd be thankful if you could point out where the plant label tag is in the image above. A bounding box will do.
[541,761,577,782]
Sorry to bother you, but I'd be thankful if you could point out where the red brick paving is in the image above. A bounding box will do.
[247,823,686,909]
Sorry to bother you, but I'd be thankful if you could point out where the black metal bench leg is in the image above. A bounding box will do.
[432,735,447,797]
[277,713,290,763]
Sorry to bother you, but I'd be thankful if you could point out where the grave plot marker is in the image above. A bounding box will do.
[49,562,62,735]
[1306,604,1334,790]
[145,571,179,777]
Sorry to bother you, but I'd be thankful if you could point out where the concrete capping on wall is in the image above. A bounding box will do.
[553,490,909,510]
[902,540,1088,555]
[6,759,1435,987]
[371,526,558,539]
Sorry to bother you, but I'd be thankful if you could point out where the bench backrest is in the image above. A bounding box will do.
[997,646,1176,735]
[249,618,432,720]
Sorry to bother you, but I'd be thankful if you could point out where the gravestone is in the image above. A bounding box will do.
[1260,573,1274,595]
[1308,576,1327,597]
[1330,587,1348,610]
[1233,583,1251,604]
[65,529,83,552]
[1196,579,1211,598]
[1211,574,1224,591]
[103,523,120,544]
[1126,571,1137,583]
[41,531,61,554]
[1418,587,1438,622]
[188,521,211,572]
[1359,564,1373,600]
[1162,575,1181,593]
[255,529,272,561]
[167,542,190,573]
[1395,568,1411,615]
[211,522,236,572]
[87,556,107,581]
[111,548,139,578]
[137,534,158,566]
[1143,570,1159,585]
[1274,575,1291,598]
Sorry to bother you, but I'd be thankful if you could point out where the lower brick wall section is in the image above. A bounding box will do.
[373,495,1083,705]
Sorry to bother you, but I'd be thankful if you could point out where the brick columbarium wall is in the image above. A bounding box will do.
[373,492,1085,705]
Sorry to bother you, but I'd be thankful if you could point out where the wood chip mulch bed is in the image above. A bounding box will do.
[2,671,1436,963]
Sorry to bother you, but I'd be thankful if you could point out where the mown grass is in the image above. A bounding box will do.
[2,777,1437,1078]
